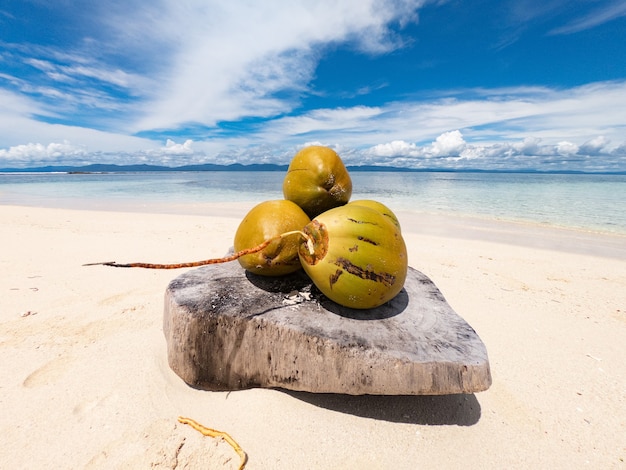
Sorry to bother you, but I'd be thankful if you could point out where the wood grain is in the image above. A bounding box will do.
[163,263,492,395]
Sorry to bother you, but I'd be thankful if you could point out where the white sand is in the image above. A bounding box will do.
[1,204,625,469]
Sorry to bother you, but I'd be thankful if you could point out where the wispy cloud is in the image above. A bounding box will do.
[2,1,428,134]
[549,1,626,35]
[0,88,157,163]
[24,58,140,89]
[1,1,625,172]
[1,42,150,130]
[2,80,625,171]
[493,0,626,49]
[490,0,567,50]
[126,0,428,131]
[261,80,626,148]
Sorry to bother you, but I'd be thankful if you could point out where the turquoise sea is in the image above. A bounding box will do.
[1,171,625,235]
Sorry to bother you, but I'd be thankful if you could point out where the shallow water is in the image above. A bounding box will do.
[1,171,625,235]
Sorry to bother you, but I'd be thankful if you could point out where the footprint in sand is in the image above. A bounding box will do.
[84,419,229,469]
[72,396,107,418]
[97,290,138,307]
[22,355,73,388]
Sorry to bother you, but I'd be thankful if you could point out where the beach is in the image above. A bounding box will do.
[1,203,625,469]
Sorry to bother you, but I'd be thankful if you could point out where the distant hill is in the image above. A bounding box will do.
[0,162,289,173]
[1,162,624,174]
[1,162,415,173]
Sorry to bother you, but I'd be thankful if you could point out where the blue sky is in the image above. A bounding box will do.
[1,0,625,171]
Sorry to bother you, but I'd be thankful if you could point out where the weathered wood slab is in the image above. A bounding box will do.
[163,263,491,395]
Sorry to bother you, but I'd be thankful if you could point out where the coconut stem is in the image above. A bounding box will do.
[83,230,315,269]
[277,230,315,255]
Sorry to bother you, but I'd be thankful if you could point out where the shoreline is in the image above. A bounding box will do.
[1,204,625,468]
[3,200,626,260]
[3,170,625,239]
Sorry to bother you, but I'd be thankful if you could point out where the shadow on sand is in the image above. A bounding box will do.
[283,390,482,426]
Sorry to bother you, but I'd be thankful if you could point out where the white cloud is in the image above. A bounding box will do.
[1,0,626,176]
[367,131,468,160]
[0,141,87,162]
[265,106,384,138]
[2,1,430,135]
[579,136,610,155]
[507,136,540,156]
[556,141,579,156]
[431,130,465,156]
[365,131,626,172]
[126,0,426,131]
[255,80,626,154]
[2,127,625,171]
[0,88,47,118]
[369,140,419,157]
[0,89,159,166]
[160,139,194,155]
